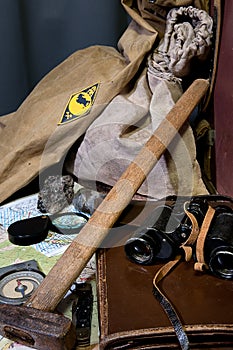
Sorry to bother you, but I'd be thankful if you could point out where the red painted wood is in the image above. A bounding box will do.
[214,0,233,196]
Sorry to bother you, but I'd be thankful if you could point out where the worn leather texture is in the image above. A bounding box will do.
[96,196,233,349]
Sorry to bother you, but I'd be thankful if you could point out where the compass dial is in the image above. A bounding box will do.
[0,270,44,305]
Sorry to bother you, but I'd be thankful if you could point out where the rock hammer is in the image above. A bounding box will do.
[0,79,209,349]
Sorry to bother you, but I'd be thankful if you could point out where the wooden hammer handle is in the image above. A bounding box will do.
[27,79,209,312]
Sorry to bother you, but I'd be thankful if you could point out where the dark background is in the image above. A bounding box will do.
[0,0,128,116]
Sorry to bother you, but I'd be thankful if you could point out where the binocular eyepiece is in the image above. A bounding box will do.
[124,199,233,280]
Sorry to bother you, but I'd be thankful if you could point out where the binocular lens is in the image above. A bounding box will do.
[124,229,162,265]
[125,238,154,264]
[128,239,153,264]
[209,249,233,279]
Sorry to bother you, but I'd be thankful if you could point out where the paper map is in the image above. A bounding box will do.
[0,193,98,349]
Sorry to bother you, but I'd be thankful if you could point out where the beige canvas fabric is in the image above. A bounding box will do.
[0,4,159,203]
[122,0,209,38]
[0,0,209,203]
[73,6,212,198]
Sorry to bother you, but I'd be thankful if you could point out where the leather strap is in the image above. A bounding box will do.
[152,256,190,350]
[181,202,200,261]
[194,205,216,272]
[152,203,216,350]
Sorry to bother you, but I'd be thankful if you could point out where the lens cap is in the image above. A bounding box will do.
[8,216,50,246]
[8,212,89,246]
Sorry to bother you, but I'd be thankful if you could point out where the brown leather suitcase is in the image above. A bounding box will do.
[96,196,233,349]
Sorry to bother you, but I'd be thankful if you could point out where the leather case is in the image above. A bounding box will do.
[96,196,233,349]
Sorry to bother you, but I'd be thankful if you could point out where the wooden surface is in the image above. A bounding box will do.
[214,0,233,196]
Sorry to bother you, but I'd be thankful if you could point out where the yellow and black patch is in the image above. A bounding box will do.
[58,82,99,125]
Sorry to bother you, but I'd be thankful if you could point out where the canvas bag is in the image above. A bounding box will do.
[72,5,213,199]
[0,0,208,204]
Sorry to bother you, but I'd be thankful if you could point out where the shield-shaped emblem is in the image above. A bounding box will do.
[58,83,99,125]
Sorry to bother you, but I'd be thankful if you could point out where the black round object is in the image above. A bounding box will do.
[8,216,49,246]
[7,212,89,246]
[208,247,233,280]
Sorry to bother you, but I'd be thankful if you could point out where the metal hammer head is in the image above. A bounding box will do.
[0,304,76,350]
